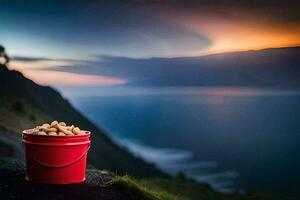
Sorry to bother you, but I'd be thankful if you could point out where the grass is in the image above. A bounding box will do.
[0,92,51,134]
[139,177,298,200]
[111,175,179,200]
[139,176,216,200]
[109,174,297,200]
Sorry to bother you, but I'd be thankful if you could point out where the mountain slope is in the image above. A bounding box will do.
[55,46,300,87]
[128,47,300,87]
[0,64,165,178]
[0,88,50,134]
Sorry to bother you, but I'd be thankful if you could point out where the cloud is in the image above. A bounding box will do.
[146,0,300,54]
[8,56,88,71]
[12,56,52,61]
[21,70,126,86]
[10,60,77,70]
[41,46,300,88]
[2,1,300,58]
[140,0,300,23]
[0,0,212,58]
[6,55,126,87]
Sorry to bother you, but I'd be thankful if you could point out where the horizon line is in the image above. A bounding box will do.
[9,45,300,63]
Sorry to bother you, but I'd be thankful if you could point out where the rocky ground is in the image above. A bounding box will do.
[0,167,139,200]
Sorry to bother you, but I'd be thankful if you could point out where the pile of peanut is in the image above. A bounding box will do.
[28,121,86,136]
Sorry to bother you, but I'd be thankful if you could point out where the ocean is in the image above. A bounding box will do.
[60,87,300,196]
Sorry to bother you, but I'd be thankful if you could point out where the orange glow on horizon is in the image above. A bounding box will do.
[195,31,300,56]
[199,27,300,56]
[169,11,300,57]
[21,70,126,86]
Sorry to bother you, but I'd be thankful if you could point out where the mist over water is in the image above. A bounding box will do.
[61,87,300,196]
[111,136,238,193]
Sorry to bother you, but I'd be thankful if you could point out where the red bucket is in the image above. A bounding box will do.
[22,130,91,184]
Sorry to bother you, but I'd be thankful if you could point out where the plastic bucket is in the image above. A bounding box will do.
[22,130,91,184]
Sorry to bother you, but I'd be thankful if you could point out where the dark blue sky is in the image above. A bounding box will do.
[1,0,300,59]
[0,0,212,59]
[1,0,300,87]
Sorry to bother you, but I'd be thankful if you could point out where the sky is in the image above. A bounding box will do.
[1,0,300,86]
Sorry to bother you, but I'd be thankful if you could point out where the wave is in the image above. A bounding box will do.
[111,135,241,193]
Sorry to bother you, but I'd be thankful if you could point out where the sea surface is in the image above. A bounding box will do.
[60,87,300,196]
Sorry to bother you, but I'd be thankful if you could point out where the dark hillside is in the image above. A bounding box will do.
[0,64,164,178]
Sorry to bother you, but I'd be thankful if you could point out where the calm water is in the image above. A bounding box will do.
[62,87,300,196]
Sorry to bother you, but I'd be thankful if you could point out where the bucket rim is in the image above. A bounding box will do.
[23,129,91,138]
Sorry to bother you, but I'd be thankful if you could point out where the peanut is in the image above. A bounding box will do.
[40,126,48,132]
[47,127,57,132]
[28,121,86,136]
[73,127,81,135]
[64,130,74,136]
[57,124,65,132]
[38,131,47,136]
[50,120,58,127]
[42,123,50,129]
[59,122,66,126]
[57,124,73,135]
[58,132,66,136]
[48,132,57,136]
[66,125,74,131]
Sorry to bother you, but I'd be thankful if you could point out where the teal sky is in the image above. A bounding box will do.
[2,0,300,60]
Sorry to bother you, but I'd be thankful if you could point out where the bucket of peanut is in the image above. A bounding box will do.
[22,121,91,184]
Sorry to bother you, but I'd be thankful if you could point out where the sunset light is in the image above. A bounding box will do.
[1,1,300,199]
[21,70,126,86]
[166,9,300,56]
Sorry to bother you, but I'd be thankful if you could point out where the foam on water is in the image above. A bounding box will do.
[111,135,240,193]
